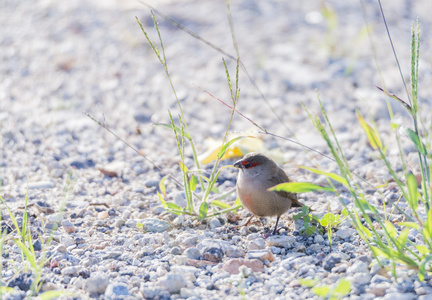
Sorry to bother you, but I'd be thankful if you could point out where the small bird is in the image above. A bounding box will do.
[233,152,304,235]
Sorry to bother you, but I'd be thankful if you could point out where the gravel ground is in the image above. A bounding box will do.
[2,0,432,299]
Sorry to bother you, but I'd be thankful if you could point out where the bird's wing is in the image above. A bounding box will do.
[268,170,304,208]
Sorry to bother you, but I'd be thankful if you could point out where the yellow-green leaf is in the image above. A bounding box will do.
[333,278,351,295]
[179,162,188,173]
[159,175,168,199]
[299,278,317,288]
[157,191,168,208]
[398,222,420,230]
[39,290,75,300]
[210,200,231,209]
[384,220,397,238]
[396,228,409,252]
[416,245,429,256]
[190,175,197,192]
[423,209,432,240]
[270,182,334,193]
[217,136,246,159]
[370,245,390,259]
[313,285,331,297]
[199,202,208,220]
[357,113,383,150]
[321,213,336,227]
[406,172,418,210]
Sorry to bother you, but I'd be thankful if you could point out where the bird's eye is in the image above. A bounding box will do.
[242,161,253,168]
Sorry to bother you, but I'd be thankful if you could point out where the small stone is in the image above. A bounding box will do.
[7,273,33,291]
[347,261,369,274]
[352,272,371,285]
[98,211,109,220]
[114,219,126,228]
[307,243,322,253]
[367,282,391,297]
[220,258,264,274]
[61,236,75,247]
[186,259,217,268]
[61,266,79,277]
[105,282,129,300]
[171,246,182,255]
[48,213,63,223]
[158,273,187,294]
[226,212,240,223]
[382,293,416,300]
[28,181,54,189]
[335,227,356,239]
[139,218,170,233]
[246,250,274,262]
[270,246,281,254]
[371,275,390,284]
[184,247,201,260]
[171,266,199,283]
[223,245,244,258]
[289,279,301,287]
[248,238,266,250]
[202,247,224,262]
[266,235,295,248]
[239,226,249,236]
[180,288,199,298]
[210,218,221,229]
[323,253,343,271]
[314,235,324,243]
[144,178,160,188]
[84,272,110,294]
[331,264,347,273]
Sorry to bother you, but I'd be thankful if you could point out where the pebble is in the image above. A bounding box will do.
[323,253,343,271]
[246,250,274,262]
[105,282,130,299]
[184,247,201,260]
[202,247,224,262]
[248,238,266,250]
[266,235,296,248]
[210,218,221,229]
[84,272,110,294]
[139,218,171,233]
[158,273,187,294]
[220,258,264,274]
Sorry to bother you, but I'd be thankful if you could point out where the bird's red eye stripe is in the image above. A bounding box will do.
[241,161,259,168]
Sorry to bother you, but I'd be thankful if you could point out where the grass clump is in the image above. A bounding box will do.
[277,19,432,280]
[0,188,73,299]
[136,13,243,221]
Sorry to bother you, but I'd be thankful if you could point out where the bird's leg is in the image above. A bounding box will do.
[272,216,281,235]
[244,215,255,227]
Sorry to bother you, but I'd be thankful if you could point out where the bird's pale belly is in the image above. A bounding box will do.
[237,185,291,217]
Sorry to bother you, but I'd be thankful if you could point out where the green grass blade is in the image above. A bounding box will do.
[406,173,419,210]
[210,200,231,209]
[217,136,245,159]
[270,182,335,193]
[38,290,75,300]
[402,126,427,155]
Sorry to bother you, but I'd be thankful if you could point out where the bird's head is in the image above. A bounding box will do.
[234,152,277,177]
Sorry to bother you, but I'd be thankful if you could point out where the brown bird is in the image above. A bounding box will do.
[233,152,304,235]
